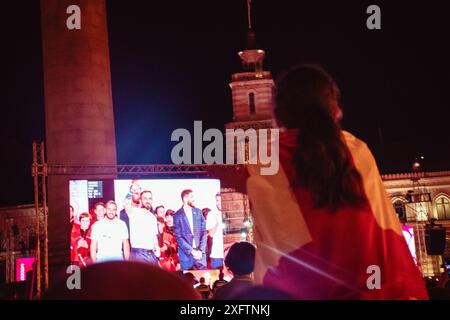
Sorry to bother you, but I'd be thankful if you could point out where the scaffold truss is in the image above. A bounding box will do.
[42,163,243,176]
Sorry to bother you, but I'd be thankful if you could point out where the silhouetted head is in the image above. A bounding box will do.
[275,64,342,128]
[225,242,256,276]
[183,272,196,287]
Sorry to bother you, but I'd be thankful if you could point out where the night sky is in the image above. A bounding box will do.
[2,0,449,206]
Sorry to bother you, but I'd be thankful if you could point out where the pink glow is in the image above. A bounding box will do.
[15,257,35,282]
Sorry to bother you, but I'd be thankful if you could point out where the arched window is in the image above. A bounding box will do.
[435,196,450,220]
[248,92,256,114]
[393,199,407,222]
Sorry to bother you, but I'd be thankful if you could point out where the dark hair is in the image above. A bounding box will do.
[93,202,105,210]
[183,272,196,286]
[140,190,152,198]
[165,209,175,216]
[155,205,165,213]
[274,64,366,211]
[225,242,255,276]
[79,212,92,220]
[181,189,193,200]
[105,200,117,208]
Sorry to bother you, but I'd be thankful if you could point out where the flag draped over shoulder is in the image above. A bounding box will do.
[246,129,428,299]
[247,155,312,284]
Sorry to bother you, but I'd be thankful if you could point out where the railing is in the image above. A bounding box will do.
[382,170,450,181]
[231,71,272,82]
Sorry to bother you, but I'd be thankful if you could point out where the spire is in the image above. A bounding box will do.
[245,0,257,49]
[247,0,252,29]
[245,28,257,50]
[239,0,265,72]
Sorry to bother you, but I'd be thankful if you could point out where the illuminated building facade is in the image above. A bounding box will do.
[383,171,450,277]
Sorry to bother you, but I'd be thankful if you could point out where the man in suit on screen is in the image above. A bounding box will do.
[174,189,207,270]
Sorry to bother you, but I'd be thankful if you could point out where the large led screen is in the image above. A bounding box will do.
[69,179,224,272]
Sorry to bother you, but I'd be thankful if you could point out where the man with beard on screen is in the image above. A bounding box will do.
[124,187,160,265]
[174,189,207,270]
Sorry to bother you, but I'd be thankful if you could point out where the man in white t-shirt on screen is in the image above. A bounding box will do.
[90,201,130,263]
[124,188,160,265]
[206,193,224,269]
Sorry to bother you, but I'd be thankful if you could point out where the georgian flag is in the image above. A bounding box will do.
[246,130,428,299]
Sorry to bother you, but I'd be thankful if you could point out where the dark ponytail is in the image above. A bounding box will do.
[275,64,366,211]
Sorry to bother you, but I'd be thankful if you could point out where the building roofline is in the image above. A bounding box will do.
[381,170,450,181]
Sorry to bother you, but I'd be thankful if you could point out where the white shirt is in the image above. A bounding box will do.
[91,218,128,261]
[126,206,158,250]
[184,206,197,248]
[206,210,224,258]
[184,207,194,235]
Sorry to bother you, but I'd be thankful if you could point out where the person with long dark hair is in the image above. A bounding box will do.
[247,64,428,299]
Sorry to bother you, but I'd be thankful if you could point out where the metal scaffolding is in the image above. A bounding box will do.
[31,142,47,298]
[31,142,248,297]
[44,163,249,177]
